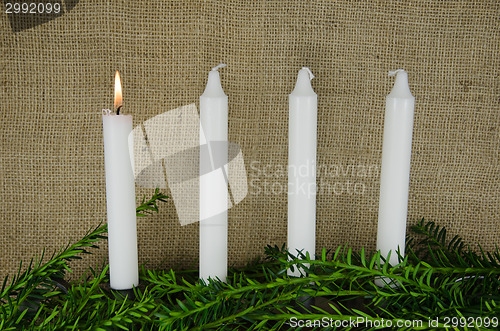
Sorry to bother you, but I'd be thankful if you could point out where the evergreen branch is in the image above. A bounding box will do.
[143,243,500,330]
[407,218,500,270]
[0,188,168,329]
[2,210,499,330]
[136,188,169,217]
[0,223,107,329]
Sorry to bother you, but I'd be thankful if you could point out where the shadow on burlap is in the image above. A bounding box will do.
[0,1,498,281]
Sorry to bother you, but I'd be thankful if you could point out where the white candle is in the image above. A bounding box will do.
[102,71,139,290]
[199,64,228,282]
[376,69,415,272]
[288,67,317,277]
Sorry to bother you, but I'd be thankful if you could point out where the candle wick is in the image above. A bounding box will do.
[116,105,123,115]
[388,69,405,77]
[212,63,227,71]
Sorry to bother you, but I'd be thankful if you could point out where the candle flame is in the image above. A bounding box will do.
[114,71,122,110]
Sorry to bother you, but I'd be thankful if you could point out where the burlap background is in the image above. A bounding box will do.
[1,1,498,280]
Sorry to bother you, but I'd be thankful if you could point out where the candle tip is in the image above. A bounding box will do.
[202,65,227,97]
[388,69,405,77]
[302,67,315,80]
[212,63,227,71]
[388,69,413,99]
[290,68,316,96]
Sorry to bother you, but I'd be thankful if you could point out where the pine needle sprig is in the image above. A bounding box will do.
[1,192,499,331]
[136,188,169,217]
[0,223,107,330]
[0,189,169,330]
[142,242,500,330]
[407,218,500,270]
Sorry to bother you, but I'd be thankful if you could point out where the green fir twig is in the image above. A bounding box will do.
[1,193,499,330]
[0,188,169,330]
[0,224,107,330]
[136,188,169,217]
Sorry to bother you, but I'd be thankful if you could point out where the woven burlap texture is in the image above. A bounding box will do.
[1,1,498,280]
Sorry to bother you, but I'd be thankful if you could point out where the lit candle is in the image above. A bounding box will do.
[102,71,139,290]
[288,67,317,277]
[376,69,415,277]
[199,64,228,282]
